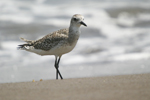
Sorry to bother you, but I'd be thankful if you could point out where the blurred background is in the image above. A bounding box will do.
[0,0,150,83]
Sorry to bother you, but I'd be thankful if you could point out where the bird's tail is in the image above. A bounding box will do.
[17,37,33,50]
[20,37,33,43]
[17,44,32,50]
[17,44,24,50]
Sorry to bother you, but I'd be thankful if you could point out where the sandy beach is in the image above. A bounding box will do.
[0,73,149,100]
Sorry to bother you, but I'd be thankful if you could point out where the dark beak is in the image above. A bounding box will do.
[80,21,87,27]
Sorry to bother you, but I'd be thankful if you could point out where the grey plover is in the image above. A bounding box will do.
[18,14,87,79]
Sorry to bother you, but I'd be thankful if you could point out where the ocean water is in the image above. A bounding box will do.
[0,0,150,83]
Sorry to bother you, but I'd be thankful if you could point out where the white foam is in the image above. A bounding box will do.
[1,41,21,50]
[0,14,34,24]
[117,12,136,27]
[137,13,150,21]
[111,53,150,61]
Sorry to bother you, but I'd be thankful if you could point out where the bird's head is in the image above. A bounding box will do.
[70,14,87,27]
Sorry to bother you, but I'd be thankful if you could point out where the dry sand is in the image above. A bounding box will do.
[0,73,150,100]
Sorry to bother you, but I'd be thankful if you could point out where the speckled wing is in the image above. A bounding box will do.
[33,28,69,51]
[18,28,69,51]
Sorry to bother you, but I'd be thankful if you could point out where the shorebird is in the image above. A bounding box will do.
[18,14,87,80]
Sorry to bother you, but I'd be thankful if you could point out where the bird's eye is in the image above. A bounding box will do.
[73,18,77,21]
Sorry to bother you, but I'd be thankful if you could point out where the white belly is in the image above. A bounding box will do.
[26,40,77,56]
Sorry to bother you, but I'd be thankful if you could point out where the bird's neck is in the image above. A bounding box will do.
[69,25,80,35]
[68,25,80,45]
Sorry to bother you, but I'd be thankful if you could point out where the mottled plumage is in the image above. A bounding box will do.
[18,14,87,79]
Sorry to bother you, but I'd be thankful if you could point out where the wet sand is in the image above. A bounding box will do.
[0,73,150,100]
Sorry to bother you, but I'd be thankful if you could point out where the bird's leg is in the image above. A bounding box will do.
[54,56,63,80]
[55,57,58,79]
[57,56,63,79]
